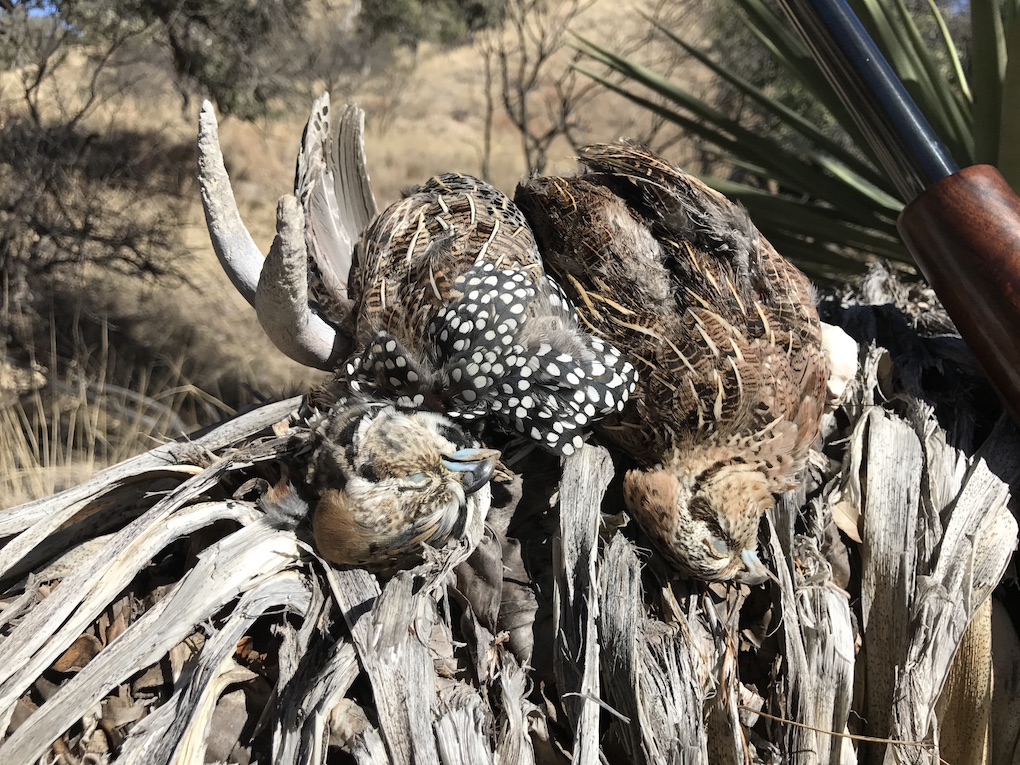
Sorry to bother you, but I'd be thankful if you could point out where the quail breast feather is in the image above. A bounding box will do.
[333,172,638,456]
[515,143,828,581]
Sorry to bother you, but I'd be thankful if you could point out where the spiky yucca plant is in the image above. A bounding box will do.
[575,0,1020,279]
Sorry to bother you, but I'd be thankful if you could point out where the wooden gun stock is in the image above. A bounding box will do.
[898,165,1020,420]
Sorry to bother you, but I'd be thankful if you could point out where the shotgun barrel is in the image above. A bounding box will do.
[776,0,1020,421]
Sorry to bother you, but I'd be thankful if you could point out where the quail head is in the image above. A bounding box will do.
[304,397,500,570]
[515,144,828,582]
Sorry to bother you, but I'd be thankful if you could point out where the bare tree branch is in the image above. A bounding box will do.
[482,0,595,174]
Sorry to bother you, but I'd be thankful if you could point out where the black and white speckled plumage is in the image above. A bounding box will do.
[325,172,637,456]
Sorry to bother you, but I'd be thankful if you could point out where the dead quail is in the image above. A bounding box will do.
[515,144,828,582]
[304,397,499,570]
[296,116,638,457]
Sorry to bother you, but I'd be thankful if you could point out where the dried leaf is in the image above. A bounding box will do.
[328,698,372,749]
[52,634,104,673]
[831,498,862,544]
[105,602,130,644]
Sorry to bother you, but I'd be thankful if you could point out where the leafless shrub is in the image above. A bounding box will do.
[479,0,598,175]
[0,6,193,292]
[0,120,189,278]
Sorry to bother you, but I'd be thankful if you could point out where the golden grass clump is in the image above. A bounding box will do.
[0,319,233,510]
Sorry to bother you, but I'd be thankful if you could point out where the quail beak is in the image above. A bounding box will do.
[737,548,776,586]
[442,448,501,495]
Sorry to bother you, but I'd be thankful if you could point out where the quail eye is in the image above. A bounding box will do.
[404,472,429,486]
[706,534,729,559]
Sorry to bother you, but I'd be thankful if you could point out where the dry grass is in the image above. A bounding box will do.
[0,319,233,510]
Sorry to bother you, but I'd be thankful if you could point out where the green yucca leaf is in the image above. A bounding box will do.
[926,0,973,103]
[972,0,1009,165]
[729,0,877,154]
[813,156,902,213]
[888,0,973,157]
[574,0,1015,276]
[713,180,905,256]
[641,14,895,194]
[574,42,897,224]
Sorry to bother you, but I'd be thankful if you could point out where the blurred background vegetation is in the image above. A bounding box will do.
[577,0,1019,278]
[0,0,1011,506]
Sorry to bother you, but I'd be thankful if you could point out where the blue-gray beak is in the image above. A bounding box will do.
[737,548,773,585]
[442,448,500,495]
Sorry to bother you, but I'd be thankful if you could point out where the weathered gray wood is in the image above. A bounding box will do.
[455,600,539,765]
[344,725,391,764]
[0,499,260,737]
[0,573,41,630]
[0,435,295,703]
[290,640,361,765]
[494,655,539,765]
[841,395,1020,765]
[884,414,1020,765]
[273,630,362,765]
[0,519,302,763]
[272,576,329,765]
[325,566,441,765]
[0,396,300,539]
[435,680,494,765]
[118,571,313,765]
[168,572,312,765]
[554,444,611,765]
[598,535,646,762]
[767,500,855,765]
[857,407,924,762]
[599,534,708,764]
[271,577,365,765]
[702,595,746,765]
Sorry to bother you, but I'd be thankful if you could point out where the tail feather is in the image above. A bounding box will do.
[295,95,379,312]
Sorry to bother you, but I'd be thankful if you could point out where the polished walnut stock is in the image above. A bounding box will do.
[897,165,1020,421]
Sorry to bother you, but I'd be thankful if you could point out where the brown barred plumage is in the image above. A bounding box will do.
[516,144,828,582]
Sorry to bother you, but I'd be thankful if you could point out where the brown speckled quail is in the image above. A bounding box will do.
[515,144,828,582]
[295,99,637,456]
